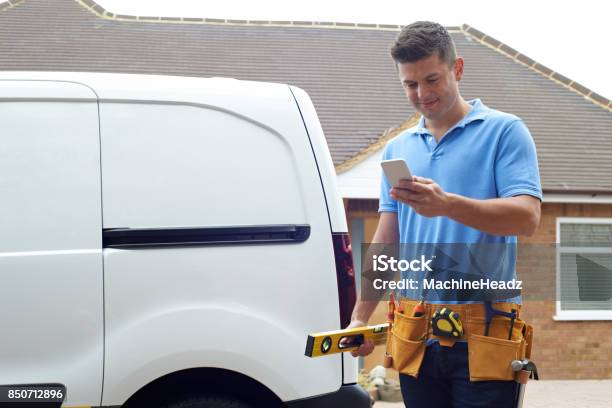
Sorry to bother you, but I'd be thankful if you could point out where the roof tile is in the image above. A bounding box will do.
[116,14,136,20]
[569,81,590,95]
[463,25,486,40]
[499,44,519,56]
[532,62,554,76]
[590,91,610,106]
[516,53,536,67]
[1,0,610,193]
[482,36,502,49]
[551,72,572,86]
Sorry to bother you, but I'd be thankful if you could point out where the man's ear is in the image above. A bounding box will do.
[453,57,464,81]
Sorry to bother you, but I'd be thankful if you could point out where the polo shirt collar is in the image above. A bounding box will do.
[414,99,488,135]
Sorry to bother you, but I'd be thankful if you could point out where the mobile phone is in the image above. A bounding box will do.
[381,159,413,187]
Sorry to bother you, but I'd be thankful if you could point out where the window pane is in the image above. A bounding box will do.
[560,223,612,247]
[560,252,612,311]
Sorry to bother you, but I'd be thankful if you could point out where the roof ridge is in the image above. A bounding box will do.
[461,24,612,113]
[76,0,462,32]
[335,114,420,174]
[0,0,25,12]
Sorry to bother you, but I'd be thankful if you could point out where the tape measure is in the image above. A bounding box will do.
[304,323,389,358]
[431,308,463,338]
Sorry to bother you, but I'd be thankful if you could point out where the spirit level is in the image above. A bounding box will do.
[304,323,389,358]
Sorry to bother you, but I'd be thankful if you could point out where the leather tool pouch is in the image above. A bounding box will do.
[524,323,534,359]
[467,317,528,382]
[386,311,428,377]
[385,303,535,382]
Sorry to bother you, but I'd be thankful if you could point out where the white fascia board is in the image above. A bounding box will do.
[337,153,612,204]
[336,150,383,199]
[542,194,612,204]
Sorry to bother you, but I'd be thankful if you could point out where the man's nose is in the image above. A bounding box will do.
[417,84,430,100]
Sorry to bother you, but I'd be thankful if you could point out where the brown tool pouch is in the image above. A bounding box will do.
[384,301,535,382]
[467,334,524,381]
[467,317,529,382]
[386,311,427,377]
[524,323,534,359]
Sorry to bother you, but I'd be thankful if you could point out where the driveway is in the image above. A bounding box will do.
[373,380,612,407]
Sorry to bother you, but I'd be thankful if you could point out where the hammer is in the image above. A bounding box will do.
[511,359,539,408]
[484,301,518,338]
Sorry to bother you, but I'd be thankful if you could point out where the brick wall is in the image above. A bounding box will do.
[347,200,612,379]
[522,203,612,379]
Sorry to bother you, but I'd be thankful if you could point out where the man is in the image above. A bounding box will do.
[347,21,541,407]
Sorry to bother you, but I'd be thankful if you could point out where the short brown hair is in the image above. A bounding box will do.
[390,21,457,66]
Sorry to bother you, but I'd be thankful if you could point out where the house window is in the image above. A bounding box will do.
[555,218,612,320]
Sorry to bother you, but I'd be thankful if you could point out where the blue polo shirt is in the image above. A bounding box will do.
[378,99,542,302]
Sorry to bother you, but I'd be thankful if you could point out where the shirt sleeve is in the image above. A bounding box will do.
[378,144,399,213]
[495,120,543,200]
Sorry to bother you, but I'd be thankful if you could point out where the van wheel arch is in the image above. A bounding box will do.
[122,368,284,408]
[162,394,252,408]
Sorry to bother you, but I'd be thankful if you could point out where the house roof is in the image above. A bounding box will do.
[1,0,611,193]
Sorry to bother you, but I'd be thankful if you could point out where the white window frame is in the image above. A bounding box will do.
[554,217,612,321]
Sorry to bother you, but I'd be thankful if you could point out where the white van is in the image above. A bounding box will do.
[0,72,370,408]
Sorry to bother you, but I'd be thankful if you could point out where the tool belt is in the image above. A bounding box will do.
[385,299,535,382]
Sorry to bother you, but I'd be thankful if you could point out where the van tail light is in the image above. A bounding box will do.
[332,232,356,329]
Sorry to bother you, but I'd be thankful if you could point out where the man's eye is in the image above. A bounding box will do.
[405,83,417,89]
[428,78,438,84]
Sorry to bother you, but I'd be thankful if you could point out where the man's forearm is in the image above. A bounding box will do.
[348,212,399,325]
[350,298,381,325]
[352,249,396,324]
[446,193,540,236]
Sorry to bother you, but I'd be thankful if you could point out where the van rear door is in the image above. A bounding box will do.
[290,86,359,385]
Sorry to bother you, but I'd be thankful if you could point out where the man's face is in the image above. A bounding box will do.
[398,53,464,121]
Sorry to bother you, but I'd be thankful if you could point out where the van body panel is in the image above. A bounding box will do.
[0,79,97,100]
[289,86,348,234]
[0,72,357,406]
[290,86,357,384]
[101,280,339,404]
[97,77,343,403]
[0,82,103,406]
[101,230,341,403]
[98,101,307,228]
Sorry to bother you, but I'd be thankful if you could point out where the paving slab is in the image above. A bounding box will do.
[373,380,612,408]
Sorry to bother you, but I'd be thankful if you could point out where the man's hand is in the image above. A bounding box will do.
[390,176,541,236]
[341,319,376,357]
[391,176,451,217]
